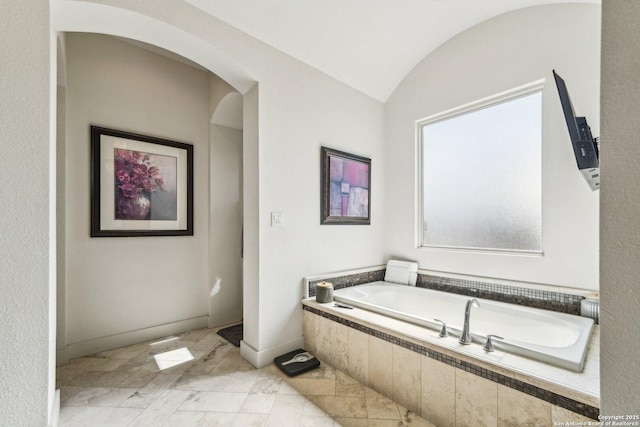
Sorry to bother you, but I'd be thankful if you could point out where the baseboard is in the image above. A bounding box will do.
[240,335,305,369]
[64,316,208,360]
[48,389,60,427]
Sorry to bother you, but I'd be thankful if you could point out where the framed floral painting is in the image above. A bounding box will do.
[90,126,194,237]
[321,146,371,225]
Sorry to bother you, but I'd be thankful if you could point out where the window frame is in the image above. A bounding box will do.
[415,79,545,254]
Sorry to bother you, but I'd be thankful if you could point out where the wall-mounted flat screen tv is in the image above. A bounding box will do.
[553,70,599,191]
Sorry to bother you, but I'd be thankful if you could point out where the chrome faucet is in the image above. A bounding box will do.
[459,298,480,345]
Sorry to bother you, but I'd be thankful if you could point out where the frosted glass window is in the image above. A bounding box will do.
[420,91,542,252]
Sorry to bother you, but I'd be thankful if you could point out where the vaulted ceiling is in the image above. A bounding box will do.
[185,0,599,102]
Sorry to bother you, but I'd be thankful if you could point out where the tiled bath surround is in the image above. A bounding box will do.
[306,266,597,321]
[302,302,599,426]
[417,274,586,317]
[304,266,600,423]
[307,267,386,298]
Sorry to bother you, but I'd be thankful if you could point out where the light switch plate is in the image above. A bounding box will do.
[271,212,285,227]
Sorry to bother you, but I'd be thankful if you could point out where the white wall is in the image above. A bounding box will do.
[0,1,52,425]
[385,4,601,290]
[209,123,243,327]
[207,77,244,328]
[600,0,640,415]
[55,1,386,367]
[63,33,211,356]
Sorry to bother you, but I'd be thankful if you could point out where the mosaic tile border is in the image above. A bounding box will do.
[307,269,593,320]
[417,274,586,316]
[308,269,386,297]
[303,304,599,420]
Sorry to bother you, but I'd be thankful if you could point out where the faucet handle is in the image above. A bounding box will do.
[483,334,503,352]
[433,319,449,337]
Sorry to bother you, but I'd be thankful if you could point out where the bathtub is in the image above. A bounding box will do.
[333,281,594,372]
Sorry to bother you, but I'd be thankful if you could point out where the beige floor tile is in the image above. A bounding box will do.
[62,386,136,407]
[309,395,367,419]
[171,373,232,391]
[70,371,131,387]
[201,412,269,426]
[160,410,206,427]
[117,371,156,388]
[240,392,278,413]
[300,415,337,426]
[336,370,365,397]
[118,389,166,408]
[364,387,401,420]
[128,389,194,427]
[399,404,437,427]
[141,372,181,390]
[68,356,129,372]
[334,417,367,427]
[224,368,263,392]
[58,406,142,427]
[56,327,436,427]
[265,394,307,427]
[178,390,247,412]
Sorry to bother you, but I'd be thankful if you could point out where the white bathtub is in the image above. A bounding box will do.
[333,281,594,372]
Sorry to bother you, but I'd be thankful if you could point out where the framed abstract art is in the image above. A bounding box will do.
[321,146,371,225]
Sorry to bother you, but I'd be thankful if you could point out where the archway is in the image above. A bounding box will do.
[50,1,259,417]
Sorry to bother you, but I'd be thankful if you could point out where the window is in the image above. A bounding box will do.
[417,81,543,253]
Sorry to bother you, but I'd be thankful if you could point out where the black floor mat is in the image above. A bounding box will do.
[217,323,243,347]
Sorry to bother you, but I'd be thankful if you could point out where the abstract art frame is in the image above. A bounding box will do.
[321,146,371,225]
[90,126,194,237]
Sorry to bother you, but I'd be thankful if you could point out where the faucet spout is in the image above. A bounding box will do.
[459,298,480,345]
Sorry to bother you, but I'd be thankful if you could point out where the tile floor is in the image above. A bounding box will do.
[57,327,435,427]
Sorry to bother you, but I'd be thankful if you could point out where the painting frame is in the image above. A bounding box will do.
[90,126,194,237]
[321,146,371,225]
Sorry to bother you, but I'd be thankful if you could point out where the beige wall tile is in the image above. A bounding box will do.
[392,345,422,416]
[497,384,550,427]
[302,311,317,354]
[315,315,332,363]
[330,320,349,372]
[421,355,455,427]
[368,336,393,399]
[348,328,369,384]
[551,405,595,424]
[455,369,497,427]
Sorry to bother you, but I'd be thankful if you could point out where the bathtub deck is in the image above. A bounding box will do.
[302,298,600,409]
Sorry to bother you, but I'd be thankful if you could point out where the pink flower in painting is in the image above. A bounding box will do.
[141,177,156,192]
[114,149,165,193]
[114,148,171,220]
[131,163,148,178]
[115,149,136,164]
[120,183,138,198]
[116,169,130,184]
